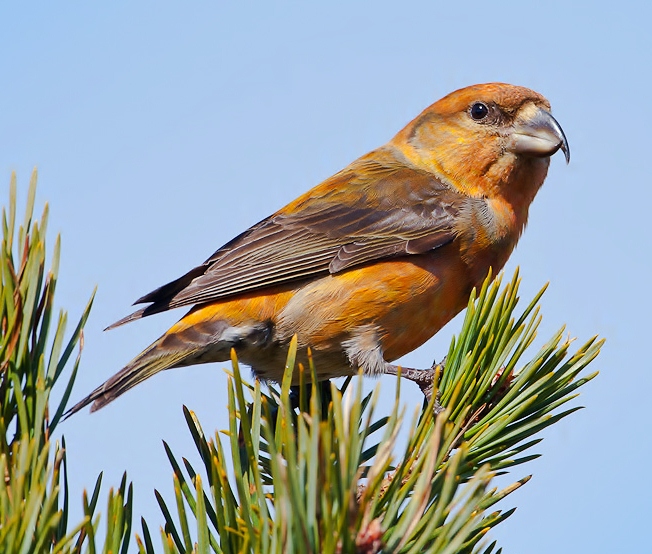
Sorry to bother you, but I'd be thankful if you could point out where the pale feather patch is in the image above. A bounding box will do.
[342,324,387,376]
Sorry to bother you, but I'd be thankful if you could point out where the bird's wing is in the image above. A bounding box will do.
[107,155,465,329]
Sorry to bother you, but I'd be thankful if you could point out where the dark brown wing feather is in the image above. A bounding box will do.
[107,152,465,329]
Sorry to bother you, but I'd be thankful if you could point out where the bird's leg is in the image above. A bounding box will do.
[343,326,446,413]
[383,358,446,414]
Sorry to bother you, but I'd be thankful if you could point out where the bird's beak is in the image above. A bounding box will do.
[508,106,570,163]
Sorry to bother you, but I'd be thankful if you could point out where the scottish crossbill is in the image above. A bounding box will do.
[68,83,569,415]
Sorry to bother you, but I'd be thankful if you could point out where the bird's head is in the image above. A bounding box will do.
[392,83,569,201]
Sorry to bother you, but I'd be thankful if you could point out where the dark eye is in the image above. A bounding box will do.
[470,102,489,121]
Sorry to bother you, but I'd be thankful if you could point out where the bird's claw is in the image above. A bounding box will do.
[384,358,446,414]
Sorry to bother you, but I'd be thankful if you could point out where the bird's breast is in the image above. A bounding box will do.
[456,196,523,283]
[274,243,474,363]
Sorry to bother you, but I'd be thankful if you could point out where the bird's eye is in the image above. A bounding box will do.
[470,102,489,121]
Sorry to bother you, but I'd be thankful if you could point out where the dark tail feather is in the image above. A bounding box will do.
[105,264,210,331]
[134,264,207,305]
[104,306,149,331]
[106,298,185,330]
[63,337,192,418]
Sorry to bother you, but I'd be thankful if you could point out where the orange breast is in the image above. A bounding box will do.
[274,243,473,361]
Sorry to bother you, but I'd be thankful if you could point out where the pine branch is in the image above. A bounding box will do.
[0,172,602,553]
[151,271,602,553]
[0,172,134,553]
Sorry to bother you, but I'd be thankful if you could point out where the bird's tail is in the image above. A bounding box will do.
[64,317,270,418]
[63,335,195,418]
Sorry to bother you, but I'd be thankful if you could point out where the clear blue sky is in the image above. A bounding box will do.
[2,2,649,552]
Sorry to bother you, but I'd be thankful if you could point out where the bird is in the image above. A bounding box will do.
[66,82,569,416]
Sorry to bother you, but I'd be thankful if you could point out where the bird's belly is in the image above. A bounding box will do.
[275,247,474,363]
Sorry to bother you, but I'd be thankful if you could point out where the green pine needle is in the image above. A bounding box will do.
[153,269,602,553]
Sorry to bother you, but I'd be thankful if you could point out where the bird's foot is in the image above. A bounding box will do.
[384,358,446,414]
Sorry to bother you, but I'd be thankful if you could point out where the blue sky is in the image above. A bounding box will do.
[2,2,649,552]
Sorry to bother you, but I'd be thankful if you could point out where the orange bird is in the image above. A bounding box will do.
[67,83,569,415]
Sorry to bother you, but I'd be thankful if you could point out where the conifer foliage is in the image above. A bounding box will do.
[0,172,132,553]
[0,173,602,553]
